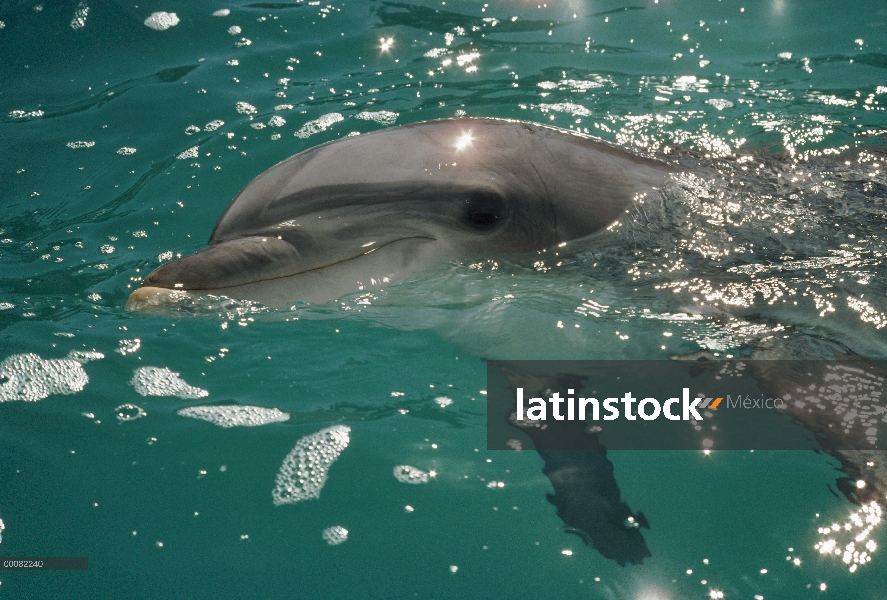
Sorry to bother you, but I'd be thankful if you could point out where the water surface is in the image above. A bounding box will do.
[2,0,887,598]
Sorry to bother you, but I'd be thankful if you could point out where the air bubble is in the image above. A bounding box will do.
[272,425,350,505]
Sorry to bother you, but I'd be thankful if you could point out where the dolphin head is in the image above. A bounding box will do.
[126,118,672,309]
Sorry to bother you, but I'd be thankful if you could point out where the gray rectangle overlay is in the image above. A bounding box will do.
[487,360,887,451]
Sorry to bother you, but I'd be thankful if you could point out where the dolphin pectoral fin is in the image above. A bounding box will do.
[563,527,593,545]
[539,450,652,565]
[124,286,194,312]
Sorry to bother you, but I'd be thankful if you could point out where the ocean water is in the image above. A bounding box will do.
[2,0,887,598]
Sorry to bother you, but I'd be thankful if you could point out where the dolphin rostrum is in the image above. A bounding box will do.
[126,118,673,309]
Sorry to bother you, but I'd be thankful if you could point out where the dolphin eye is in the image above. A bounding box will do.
[469,212,498,226]
[462,190,506,231]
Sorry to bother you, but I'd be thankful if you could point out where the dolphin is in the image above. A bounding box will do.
[125,118,673,309]
[124,117,676,564]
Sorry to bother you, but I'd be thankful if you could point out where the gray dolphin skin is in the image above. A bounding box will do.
[125,118,673,309]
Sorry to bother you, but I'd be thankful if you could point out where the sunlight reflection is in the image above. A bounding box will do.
[454,131,474,151]
[815,501,882,572]
[635,583,679,600]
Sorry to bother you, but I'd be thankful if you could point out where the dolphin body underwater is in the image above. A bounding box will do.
[124,118,887,566]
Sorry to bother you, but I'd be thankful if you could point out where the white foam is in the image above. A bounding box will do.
[116,339,140,355]
[70,1,89,30]
[116,147,137,155]
[115,404,146,422]
[536,102,592,117]
[295,113,344,139]
[144,12,179,31]
[322,525,348,545]
[214,8,231,17]
[706,98,734,111]
[67,350,103,363]
[176,146,198,160]
[8,110,44,119]
[130,366,208,399]
[355,110,398,125]
[272,425,350,505]
[66,141,95,149]
[235,101,257,115]
[393,465,430,484]
[0,350,103,403]
[177,405,289,428]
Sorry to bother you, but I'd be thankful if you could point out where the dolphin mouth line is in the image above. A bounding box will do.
[176,235,437,292]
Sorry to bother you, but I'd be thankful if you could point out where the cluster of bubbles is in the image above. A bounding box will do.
[321,525,348,546]
[115,403,146,422]
[129,367,209,399]
[0,351,103,403]
[272,425,351,506]
[392,465,430,484]
[295,113,344,139]
[143,12,179,31]
[177,405,290,428]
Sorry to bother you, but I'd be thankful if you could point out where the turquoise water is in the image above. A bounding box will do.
[2,0,887,597]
